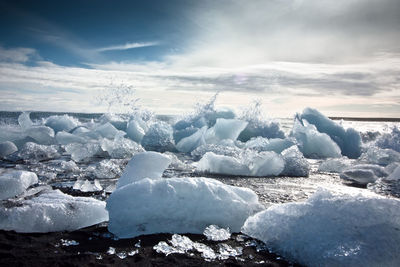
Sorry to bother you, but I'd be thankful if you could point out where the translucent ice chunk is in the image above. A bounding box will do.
[45,115,79,133]
[281,145,310,177]
[101,136,144,159]
[197,152,250,176]
[18,112,33,129]
[65,142,103,162]
[0,141,18,157]
[176,126,207,153]
[18,142,60,162]
[0,170,38,200]
[73,179,103,192]
[318,157,353,173]
[242,188,400,267]
[203,225,231,241]
[340,164,388,185]
[107,177,263,238]
[204,118,248,144]
[141,121,175,152]
[116,152,171,188]
[0,189,109,232]
[56,131,86,145]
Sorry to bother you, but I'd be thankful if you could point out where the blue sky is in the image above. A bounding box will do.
[0,0,400,117]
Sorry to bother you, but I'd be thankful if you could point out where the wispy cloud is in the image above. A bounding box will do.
[96,42,159,52]
[0,46,37,63]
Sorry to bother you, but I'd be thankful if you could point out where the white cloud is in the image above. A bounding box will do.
[0,46,37,63]
[96,42,159,52]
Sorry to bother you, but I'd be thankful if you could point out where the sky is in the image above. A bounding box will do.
[0,0,399,117]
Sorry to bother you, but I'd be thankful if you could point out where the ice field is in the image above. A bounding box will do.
[0,98,400,266]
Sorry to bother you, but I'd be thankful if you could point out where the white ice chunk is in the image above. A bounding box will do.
[300,108,362,158]
[318,157,353,173]
[248,151,285,176]
[107,177,263,238]
[197,152,250,176]
[116,151,171,188]
[0,170,38,200]
[0,189,108,233]
[292,119,341,159]
[141,121,175,152]
[191,143,242,160]
[25,126,55,145]
[55,131,86,145]
[126,119,146,143]
[65,142,103,162]
[86,159,124,179]
[242,188,400,267]
[386,165,400,181]
[281,146,310,177]
[0,141,18,157]
[73,179,103,192]
[18,142,60,161]
[340,164,388,185]
[204,118,248,144]
[45,115,79,133]
[203,225,231,241]
[218,244,242,260]
[245,137,294,153]
[60,160,80,172]
[176,126,207,153]
[360,146,400,166]
[376,127,400,153]
[101,136,144,159]
[95,122,120,139]
[18,112,33,129]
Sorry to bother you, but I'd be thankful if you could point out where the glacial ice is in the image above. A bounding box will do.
[86,159,124,179]
[238,121,285,142]
[18,142,60,162]
[25,126,55,145]
[45,115,79,133]
[318,157,353,173]
[100,136,144,158]
[299,108,362,158]
[204,118,248,144]
[203,225,231,241]
[191,143,242,160]
[141,121,175,152]
[360,147,400,166]
[244,137,295,153]
[107,177,263,238]
[0,141,18,157]
[197,152,250,176]
[126,117,147,143]
[386,165,400,181]
[55,131,86,145]
[116,152,171,188]
[65,142,103,162]
[176,126,207,153]
[0,170,38,200]
[340,164,388,185]
[292,118,342,159]
[18,112,33,129]
[280,146,310,177]
[0,189,109,232]
[246,151,285,176]
[73,179,103,192]
[95,122,120,139]
[242,188,400,267]
[376,127,400,152]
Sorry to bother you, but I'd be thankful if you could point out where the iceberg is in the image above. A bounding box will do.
[242,188,400,267]
[45,115,79,133]
[176,126,207,153]
[340,164,388,185]
[141,121,175,152]
[197,152,250,176]
[376,127,400,153]
[107,177,263,238]
[280,146,310,177]
[0,141,18,157]
[299,108,362,158]
[55,131,86,145]
[0,170,38,200]
[0,189,108,233]
[204,118,248,144]
[116,151,171,188]
[100,136,144,159]
[291,118,341,159]
[65,142,103,162]
[18,142,60,162]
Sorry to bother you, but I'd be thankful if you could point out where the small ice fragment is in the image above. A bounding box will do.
[134,240,141,248]
[107,247,116,255]
[218,244,243,260]
[193,242,217,261]
[128,249,139,256]
[73,179,103,192]
[170,234,193,252]
[0,170,38,200]
[203,225,231,241]
[153,241,182,256]
[60,239,79,246]
[116,251,127,259]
